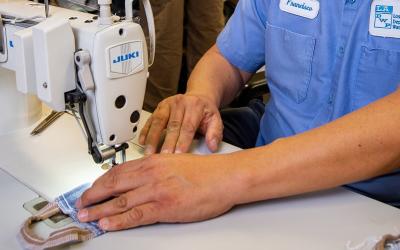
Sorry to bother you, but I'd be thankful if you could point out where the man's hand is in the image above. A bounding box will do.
[75,154,242,231]
[139,94,223,155]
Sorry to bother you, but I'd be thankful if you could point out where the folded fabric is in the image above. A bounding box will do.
[19,184,400,250]
[18,183,105,250]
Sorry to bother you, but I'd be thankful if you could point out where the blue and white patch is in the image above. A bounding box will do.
[279,0,320,20]
[370,0,400,38]
[107,40,144,79]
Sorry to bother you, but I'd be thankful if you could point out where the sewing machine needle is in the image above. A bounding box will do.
[44,0,49,18]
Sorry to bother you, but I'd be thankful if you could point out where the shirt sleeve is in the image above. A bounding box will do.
[217,0,268,73]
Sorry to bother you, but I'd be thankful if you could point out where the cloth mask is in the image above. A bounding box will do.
[18,183,105,250]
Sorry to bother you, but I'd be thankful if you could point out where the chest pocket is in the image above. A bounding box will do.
[352,46,400,111]
[265,23,316,104]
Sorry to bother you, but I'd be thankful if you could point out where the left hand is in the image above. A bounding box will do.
[75,153,242,231]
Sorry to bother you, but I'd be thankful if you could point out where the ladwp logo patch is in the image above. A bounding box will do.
[109,41,144,76]
[375,5,393,29]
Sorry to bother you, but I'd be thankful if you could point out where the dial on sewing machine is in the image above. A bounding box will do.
[0,0,155,165]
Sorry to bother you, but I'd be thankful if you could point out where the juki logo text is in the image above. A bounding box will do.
[112,51,140,64]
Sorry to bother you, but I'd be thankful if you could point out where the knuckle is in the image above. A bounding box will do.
[155,187,171,201]
[146,205,159,219]
[141,119,151,132]
[157,99,170,109]
[181,122,197,134]
[140,157,160,175]
[158,191,179,207]
[186,97,196,106]
[92,179,101,187]
[174,94,183,103]
[145,133,158,144]
[112,219,124,229]
[79,193,89,204]
[193,97,204,106]
[127,207,144,223]
[167,120,181,131]
[114,195,128,209]
[152,115,167,127]
[103,172,118,189]
[154,178,176,200]
[164,95,176,103]
[146,153,161,164]
[192,95,205,105]
[176,94,186,104]
[157,100,166,108]
[140,166,158,180]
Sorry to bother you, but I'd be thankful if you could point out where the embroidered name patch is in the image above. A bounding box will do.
[370,0,400,38]
[279,0,320,19]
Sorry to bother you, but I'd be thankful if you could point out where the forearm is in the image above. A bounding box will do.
[79,90,400,231]
[186,45,252,107]
[226,89,400,204]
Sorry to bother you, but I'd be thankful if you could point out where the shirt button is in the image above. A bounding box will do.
[338,46,345,55]
[345,0,356,4]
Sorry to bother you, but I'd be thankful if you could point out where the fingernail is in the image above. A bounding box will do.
[144,145,153,155]
[139,135,145,145]
[175,149,182,154]
[161,149,172,154]
[99,218,109,230]
[77,209,88,221]
[75,198,82,208]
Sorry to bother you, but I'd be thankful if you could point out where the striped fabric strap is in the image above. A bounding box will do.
[375,234,400,250]
[18,202,94,250]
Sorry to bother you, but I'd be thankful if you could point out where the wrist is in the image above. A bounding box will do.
[210,153,256,207]
[220,148,278,206]
[184,91,221,108]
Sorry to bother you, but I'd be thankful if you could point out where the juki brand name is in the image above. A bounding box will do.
[113,51,140,64]
[286,0,313,11]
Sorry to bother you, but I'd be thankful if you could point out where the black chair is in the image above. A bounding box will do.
[229,70,269,108]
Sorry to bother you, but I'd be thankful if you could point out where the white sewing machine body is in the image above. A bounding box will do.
[0,0,152,163]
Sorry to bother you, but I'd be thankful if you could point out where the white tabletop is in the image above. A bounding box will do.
[1,111,400,250]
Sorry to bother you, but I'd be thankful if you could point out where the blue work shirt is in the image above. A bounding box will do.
[217,0,400,206]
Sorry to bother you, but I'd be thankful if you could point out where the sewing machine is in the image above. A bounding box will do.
[0,0,155,165]
[2,2,400,250]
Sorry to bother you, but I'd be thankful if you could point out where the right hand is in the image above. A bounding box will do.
[139,94,224,155]
[76,153,239,231]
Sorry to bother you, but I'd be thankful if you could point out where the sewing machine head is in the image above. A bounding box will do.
[0,0,155,165]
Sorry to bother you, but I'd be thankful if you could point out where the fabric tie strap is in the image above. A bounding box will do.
[375,234,400,250]
[18,202,93,250]
[18,183,105,250]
